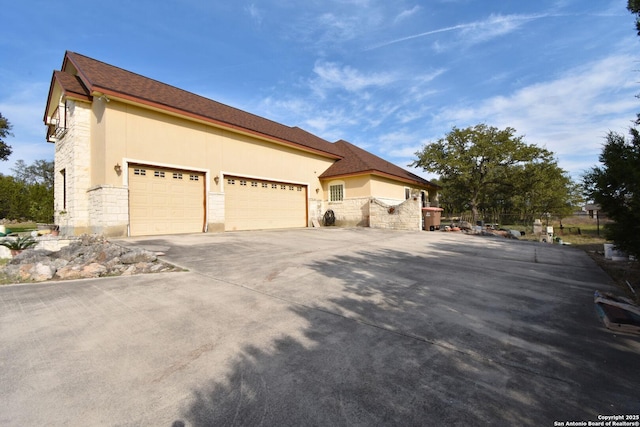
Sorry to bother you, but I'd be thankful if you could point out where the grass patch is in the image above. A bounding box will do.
[1,222,38,234]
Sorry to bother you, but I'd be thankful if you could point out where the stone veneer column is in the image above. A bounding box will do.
[54,100,92,235]
[207,192,225,232]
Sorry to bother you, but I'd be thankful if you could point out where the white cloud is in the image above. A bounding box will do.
[245,3,264,25]
[394,5,421,24]
[311,61,396,96]
[367,13,547,51]
[429,53,639,176]
[460,13,544,44]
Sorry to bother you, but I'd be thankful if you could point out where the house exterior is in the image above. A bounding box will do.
[44,51,439,237]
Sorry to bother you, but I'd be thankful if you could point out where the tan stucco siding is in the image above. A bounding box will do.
[98,102,334,193]
[90,100,108,186]
[343,175,371,198]
[370,175,427,202]
[369,175,407,201]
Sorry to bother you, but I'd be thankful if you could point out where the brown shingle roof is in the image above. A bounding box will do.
[62,51,343,158]
[320,140,438,188]
[47,51,437,188]
[52,71,91,100]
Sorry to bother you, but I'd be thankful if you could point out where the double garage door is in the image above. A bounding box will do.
[224,176,307,231]
[128,165,307,235]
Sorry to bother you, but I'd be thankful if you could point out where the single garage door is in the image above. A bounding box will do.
[224,176,307,231]
[128,164,205,236]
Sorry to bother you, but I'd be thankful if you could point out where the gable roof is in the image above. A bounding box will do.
[320,140,438,188]
[44,51,437,188]
[49,51,343,158]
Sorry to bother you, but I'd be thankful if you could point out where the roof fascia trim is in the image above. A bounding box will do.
[320,170,437,188]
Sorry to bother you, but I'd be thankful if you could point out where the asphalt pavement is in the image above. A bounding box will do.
[1,228,638,426]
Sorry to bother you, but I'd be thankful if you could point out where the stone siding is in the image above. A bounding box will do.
[207,192,225,232]
[54,100,92,235]
[325,197,370,227]
[87,185,130,236]
[309,198,323,226]
[370,197,421,231]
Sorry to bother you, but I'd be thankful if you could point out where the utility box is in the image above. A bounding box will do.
[422,207,443,231]
[546,226,554,243]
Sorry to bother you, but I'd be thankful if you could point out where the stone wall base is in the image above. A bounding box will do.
[83,185,130,237]
[325,197,370,227]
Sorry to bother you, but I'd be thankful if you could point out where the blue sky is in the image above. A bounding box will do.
[1,0,638,181]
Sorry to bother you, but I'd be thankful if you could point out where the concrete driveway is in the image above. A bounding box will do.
[1,228,638,426]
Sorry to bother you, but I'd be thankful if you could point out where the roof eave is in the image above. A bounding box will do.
[320,169,438,188]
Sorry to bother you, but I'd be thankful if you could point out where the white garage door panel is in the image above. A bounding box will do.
[225,177,307,231]
[129,165,205,236]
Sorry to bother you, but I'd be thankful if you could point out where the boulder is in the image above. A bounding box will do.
[54,263,105,280]
[120,249,157,264]
[31,263,56,282]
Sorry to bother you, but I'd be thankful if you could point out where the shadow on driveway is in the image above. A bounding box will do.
[170,236,639,426]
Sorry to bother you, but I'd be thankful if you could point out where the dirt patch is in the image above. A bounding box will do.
[579,243,640,304]
[0,234,183,284]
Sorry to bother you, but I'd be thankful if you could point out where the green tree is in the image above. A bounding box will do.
[510,159,578,224]
[0,112,13,161]
[629,0,640,36]
[581,1,640,259]
[11,159,54,188]
[0,175,28,219]
[0,159,55,222]
[412,124,553,222]
[10,159,55,223]
[584,130,640,259]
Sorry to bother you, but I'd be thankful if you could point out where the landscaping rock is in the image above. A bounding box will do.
[120,249,157,264]
[1,234,181,283]
[31,263,56,282]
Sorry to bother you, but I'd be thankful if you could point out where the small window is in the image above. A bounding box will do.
[60,169,67,210]
[134,168,146,176]
[190,175,199,181]
[227,179,235,185]
[289,186,294,190]
[272,184,278,189]
[329,184,344,202]
[173,173,183,180]
[297,186,302,191]
[281,185,286,190]
[405,187,411,200]
[154,170,165,178]
[262,183,268,188]
[240,180,247,186]
[251,181,258,187]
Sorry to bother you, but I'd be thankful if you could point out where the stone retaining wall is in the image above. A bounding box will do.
[370,197,421,231]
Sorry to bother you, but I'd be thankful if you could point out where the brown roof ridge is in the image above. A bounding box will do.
[61,51,342,158]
